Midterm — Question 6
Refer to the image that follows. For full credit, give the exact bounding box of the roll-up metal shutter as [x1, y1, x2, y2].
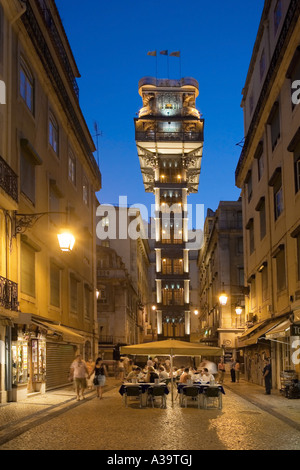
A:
[46, 342, 77, 390]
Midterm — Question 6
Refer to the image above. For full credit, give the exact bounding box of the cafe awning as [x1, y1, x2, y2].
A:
[237, 319, 284, 347]
[33, 320, 85, 344]
[265, 320, 291, 339]
[120, 338, 223, 357]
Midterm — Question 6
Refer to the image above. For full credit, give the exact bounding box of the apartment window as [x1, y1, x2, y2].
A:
[246, 218, 254, 255]
[256, 197, 266, 240]
[268, 102, 280, 151]
[173, 259, 183, 275]
[274, 245, 286, 292]
[291, 227, 300, 282]
[259, 263, 268, 302]
[84, 285, 91, 320]
[238, 267, 244, 286]
[260, 49, 266, 82]
[68, 151, 76, 185]
[50, 263, 61, 308]
[274, 0, 282, 35]
[269, 168, 283, 221]
[21, 242, 35, 297]
[245, 170, 252, 203]
[70, 275, 78, 313]
[20, 57, 34, 113]
[49, 182, 61, 226]
[254, 141, 264, 181]
[49, 112, 59, 155]
[83, 174, 89, 206]
[162, 259, 172, 275]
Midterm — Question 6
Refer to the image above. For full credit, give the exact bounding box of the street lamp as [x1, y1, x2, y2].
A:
[235, 305, 243, 315]
[219, 284, 228, 306]
[194, 309, 199, 315]
[13, 211, 76, 252]
[57, 230, 75, 252]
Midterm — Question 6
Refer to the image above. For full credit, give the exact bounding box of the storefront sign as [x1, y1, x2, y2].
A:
[291, 324, 300, 337]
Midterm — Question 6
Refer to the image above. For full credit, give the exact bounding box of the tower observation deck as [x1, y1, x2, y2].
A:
[134, 77, 204, 340]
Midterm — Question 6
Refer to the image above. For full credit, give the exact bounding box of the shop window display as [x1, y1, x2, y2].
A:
[12, 341, 28, 385]
[31, 339, 46, 382]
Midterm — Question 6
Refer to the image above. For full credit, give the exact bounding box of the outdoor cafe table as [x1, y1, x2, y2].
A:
[119, 382, 169, 407]
[177, 383, 225, 407]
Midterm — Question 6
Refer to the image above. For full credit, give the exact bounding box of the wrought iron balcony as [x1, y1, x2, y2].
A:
[0, 155, 18, 203]
[0, 276, 18, 312]
[36, 0, 79, 99]
[135, 131, 203, 142]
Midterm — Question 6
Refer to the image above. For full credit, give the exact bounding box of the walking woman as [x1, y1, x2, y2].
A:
[91, 358, 107, 399]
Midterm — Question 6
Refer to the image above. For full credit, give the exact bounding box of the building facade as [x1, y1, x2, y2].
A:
[235, 0, 300, 388]
[197, 202, 245, 362]
[135, 77, 204, 340]
[0, 0, 101, 402]
[96, 206, 152, 354]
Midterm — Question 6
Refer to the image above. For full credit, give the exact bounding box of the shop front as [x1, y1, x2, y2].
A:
[11, 324, 47, 400]
[265, 317, 300, 391]
[9, 320, 86, 400]
[237, 318, 285, 387]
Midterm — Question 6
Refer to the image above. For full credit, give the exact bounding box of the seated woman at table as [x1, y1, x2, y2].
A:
[199, 368, 215, 383]
[145, 366, 159, 383]
[179, 368, 192, 384]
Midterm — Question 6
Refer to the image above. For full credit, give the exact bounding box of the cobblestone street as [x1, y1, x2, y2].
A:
[0, 377, 300, 451]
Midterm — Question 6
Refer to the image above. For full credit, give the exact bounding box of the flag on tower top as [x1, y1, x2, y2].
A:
[147, 50, 157, 56]
[170, 51, 181, 57]
[160, 50, 168, 56]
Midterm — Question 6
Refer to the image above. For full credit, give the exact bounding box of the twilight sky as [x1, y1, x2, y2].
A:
[55, 0, 264, 226]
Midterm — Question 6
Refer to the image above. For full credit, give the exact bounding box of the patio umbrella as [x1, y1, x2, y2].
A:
[120, 339, 223, 405]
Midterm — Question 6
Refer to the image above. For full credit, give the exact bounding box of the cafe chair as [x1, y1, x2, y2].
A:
[124, 385, 143, 408]
[203, 387, 222, 410]
[148, 385, 167, 408]
[182, 386, 201, 409]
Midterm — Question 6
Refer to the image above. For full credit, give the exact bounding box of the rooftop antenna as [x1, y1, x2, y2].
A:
[93, 121, 102, 167]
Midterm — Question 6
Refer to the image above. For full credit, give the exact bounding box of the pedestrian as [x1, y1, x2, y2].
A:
[118, 358, 125, 380]
[230, 359, 236, 383]
[86, 357, 95, 389]
[235, 360, 240, 383]
[263, 358, 272, 395]
[91, 357, 107, 399]
[70, 354, 89, 401]
[218, 358, 226, 383]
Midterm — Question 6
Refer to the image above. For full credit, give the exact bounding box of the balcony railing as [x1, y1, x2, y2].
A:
[0, 155, 18, 203]
[0, 276, 18, 312]
[136, 131, 203, 142]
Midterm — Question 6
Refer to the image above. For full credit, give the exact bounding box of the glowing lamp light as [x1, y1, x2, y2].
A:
[57, 230, 75, 252]
[235, 305, 243, 315]
[219, 291, 228, 306]
[194, 309, 199, 316]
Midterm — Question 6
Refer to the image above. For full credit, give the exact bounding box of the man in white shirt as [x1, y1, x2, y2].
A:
[70, 355, 89, 401]
[158, 366, 169, 382]
[200, 368, 215, 383]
